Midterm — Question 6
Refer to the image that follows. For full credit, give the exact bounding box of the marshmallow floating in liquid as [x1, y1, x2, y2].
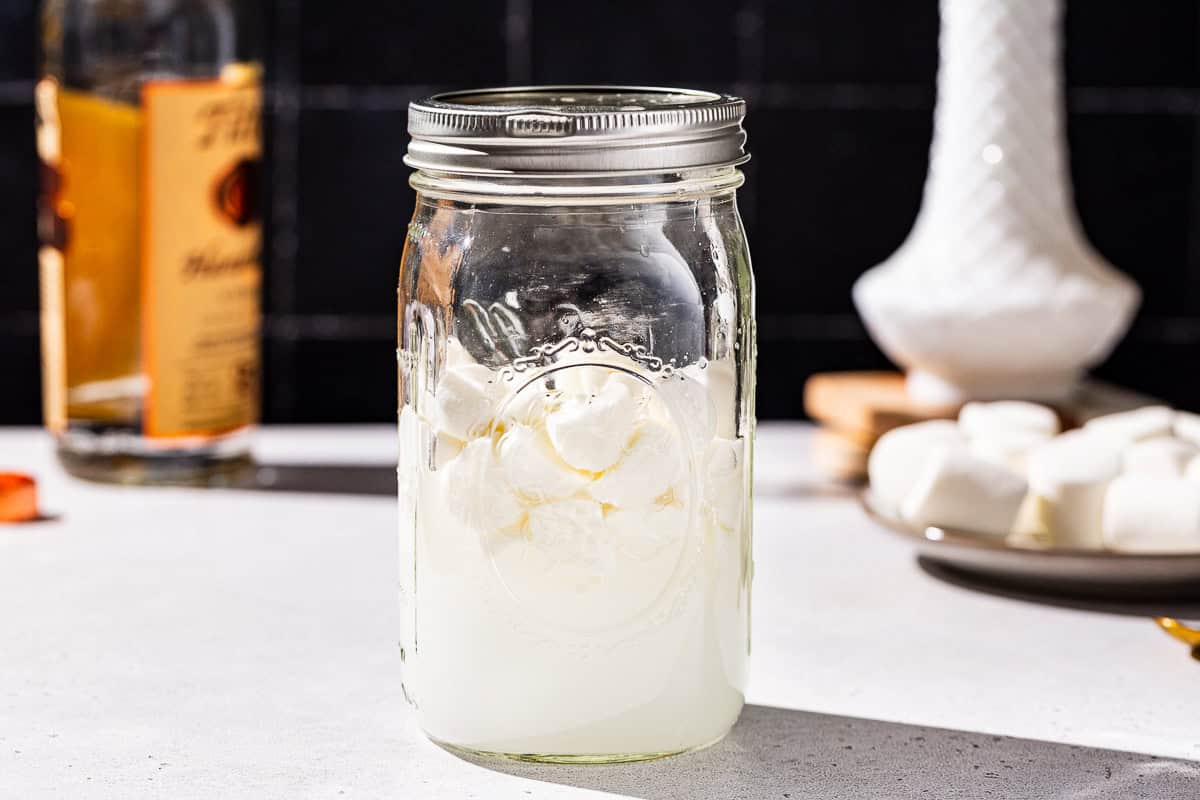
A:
[546, 380, 640, 472]
[607, 501, 689, 560]
[435, 364, 501, 440]
[441, 438, 525, 531]
[496, 423, 589, 503]
[704, 437, 745, 532]
[590, 420, 684, 509]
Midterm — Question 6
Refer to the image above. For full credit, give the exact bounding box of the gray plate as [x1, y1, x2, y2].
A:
[860, 490, 1200, 600]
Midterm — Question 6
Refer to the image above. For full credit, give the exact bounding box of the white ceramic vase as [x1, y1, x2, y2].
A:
[853, 0, 1141, 405]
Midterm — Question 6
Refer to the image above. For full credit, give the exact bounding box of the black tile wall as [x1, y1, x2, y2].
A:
[1068, 113, 1196, 315]
[762, 1, 939, 85]
[0, 104, 37, 314]
[1, 333, 40, 424]
[1, 0, 1199, 425]
[288, 338, 399, 423]
[0, 5, 34, 82]
[294, 106, 412, 316]
[300, 3, 508, 86]
[529, 0, 742, 86]
[750, 108, 930, 314]
[1064, 4, 1199, 88]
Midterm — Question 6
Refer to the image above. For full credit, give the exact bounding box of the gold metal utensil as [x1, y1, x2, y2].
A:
[1154, 618, 1200, 661]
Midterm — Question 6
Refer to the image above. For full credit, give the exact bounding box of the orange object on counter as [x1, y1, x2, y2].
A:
[0, 473, 38, 522]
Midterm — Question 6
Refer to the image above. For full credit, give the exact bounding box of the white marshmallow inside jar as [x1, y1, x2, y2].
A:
[406, 338, 751, 756]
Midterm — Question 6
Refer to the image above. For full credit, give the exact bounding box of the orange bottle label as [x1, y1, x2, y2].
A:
[141, 77, 262, 438]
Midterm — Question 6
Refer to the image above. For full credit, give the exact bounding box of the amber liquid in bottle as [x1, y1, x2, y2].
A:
[38, 1, 262, 484]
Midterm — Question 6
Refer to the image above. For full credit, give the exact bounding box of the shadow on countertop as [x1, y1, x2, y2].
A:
[452, 705, 1200, 800]
[230, 463, 396, 496]
[918, 558, 1200, 620]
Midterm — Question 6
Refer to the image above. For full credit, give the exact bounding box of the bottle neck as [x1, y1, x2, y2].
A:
[44, 0, 239, 100]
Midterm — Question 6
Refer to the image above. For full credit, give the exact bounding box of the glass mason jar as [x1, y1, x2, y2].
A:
[397, 88, 756, 762]
[37, 0, 262, 485]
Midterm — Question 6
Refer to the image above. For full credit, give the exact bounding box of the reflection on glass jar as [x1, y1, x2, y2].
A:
[397, 87, 755, 763]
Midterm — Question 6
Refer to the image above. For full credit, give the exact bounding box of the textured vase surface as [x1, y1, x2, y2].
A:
[853, 0, 1141, 405]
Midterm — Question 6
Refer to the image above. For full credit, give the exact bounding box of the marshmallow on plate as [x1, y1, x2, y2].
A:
[1009, 492, 1052, 543]
[1186, 456, 1200, 484]
[1082, 405, 1174, 447]
[899, 446, 1028, 537]
[590, 421, 683, 508]
[1103, 476, 1200, 553]
[1173, 410, 1200, 447]
[968, 428, 1053, 475]
[496, 424, 589, 503]
[867, 420, 966, 515]
[1026, 430, 1121, 548]
[546, 380, 639, 472]
[958, 401, 1060, 439]
[1121, 437, 1198, 477]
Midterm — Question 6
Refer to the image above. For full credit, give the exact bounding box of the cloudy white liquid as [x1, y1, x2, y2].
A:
[399, 339, 750, 757]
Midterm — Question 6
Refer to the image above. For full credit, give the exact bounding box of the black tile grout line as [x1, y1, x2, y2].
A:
[297, 84, 447, 111]
[230, 311, 1200, 345]
[266, 0, 302, 421]
[5, 308, 1200, 345]
[734, 0, 766, 93]
[0, 81, 33, 104]
[505, 0, 532, 86]
[269, 83, 1200, 115]
[1070, 87, 1200, 115]
[0, 81, 1192, 115]
[733, 0, 765, 231]
[0, 311, 37, 336]
[262, 313, 395, 340]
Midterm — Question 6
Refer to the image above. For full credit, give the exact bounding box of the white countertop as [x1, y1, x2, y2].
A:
[1, 423, 1197, 799]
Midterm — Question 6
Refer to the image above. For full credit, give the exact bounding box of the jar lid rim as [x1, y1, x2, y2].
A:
[407, 85, 748, 175]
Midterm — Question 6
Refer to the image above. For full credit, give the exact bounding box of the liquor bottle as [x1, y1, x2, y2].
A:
[37, 0, 262, 484]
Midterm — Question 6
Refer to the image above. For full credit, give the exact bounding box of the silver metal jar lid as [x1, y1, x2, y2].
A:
[406, 86, 748, 176]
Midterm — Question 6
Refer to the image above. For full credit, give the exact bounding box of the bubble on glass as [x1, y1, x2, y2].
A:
[555, 304, 583, 337]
